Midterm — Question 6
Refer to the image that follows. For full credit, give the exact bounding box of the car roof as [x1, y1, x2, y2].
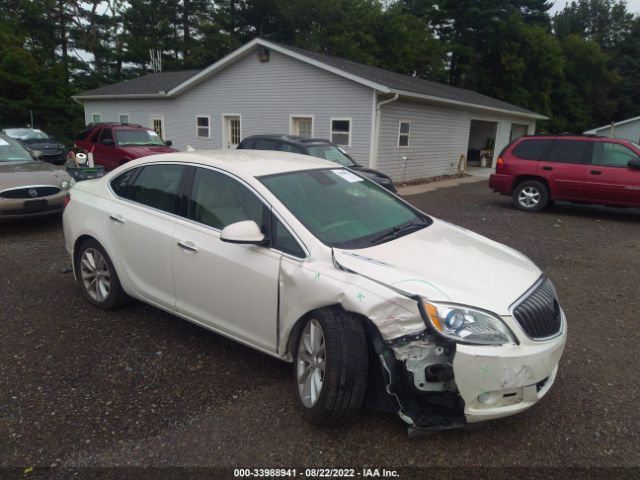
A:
[243, 134, 333, 147]
[126, 149, 338, 177]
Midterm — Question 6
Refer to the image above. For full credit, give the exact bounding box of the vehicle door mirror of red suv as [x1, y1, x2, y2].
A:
[165, 140, 173, 147]
[628, 158, 640, 170]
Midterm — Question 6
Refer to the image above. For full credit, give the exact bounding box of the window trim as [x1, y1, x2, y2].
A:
[196, 115, 211, 139]
[149, 114, 165, 139]
[398, 121, 411, 148]
[289, 114, 315, 137]
[91, 113, 102, 124]
[330, 117, 352, 147]
[119, 113, 129, 124]
[221, 113, 242, 148]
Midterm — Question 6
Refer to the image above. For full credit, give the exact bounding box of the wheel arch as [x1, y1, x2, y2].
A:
[513, 175, 550, 194]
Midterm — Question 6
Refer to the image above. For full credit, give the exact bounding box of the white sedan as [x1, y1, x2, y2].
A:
[62, 150, 566, 433]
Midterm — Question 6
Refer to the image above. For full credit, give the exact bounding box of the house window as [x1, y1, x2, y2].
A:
[92, 114, 102, 124]
[119, 114, 129, 124]
[196, 116, 210, 138]
[330, 119, 351, 146]
[291, 116, 313, 137]
[398, 121, 410, 147]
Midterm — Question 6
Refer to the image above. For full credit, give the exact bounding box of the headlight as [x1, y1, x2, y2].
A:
[61, 180, 70, 189]
[421, 300, 516, 345]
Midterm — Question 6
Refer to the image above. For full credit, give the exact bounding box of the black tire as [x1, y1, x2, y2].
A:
[293, 308, 369, 425]
[75, 239, 129, 309]
[513, 180, 549, 212]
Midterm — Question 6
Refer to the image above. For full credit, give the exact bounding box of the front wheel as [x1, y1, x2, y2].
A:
[513, 180, 549, 212]
[294, 308, 369, 425]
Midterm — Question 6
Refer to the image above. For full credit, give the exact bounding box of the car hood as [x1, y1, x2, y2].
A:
[121, 145, 177, 157]
[334, 219, 541, 315]
[0, 161, 70, 190]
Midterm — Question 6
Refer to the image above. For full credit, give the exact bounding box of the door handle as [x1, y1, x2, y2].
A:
[590, 170, 602, 175]
[177, 241, 198, 253]
[542, 166, 553, 171]
[109, 214, 125, 224]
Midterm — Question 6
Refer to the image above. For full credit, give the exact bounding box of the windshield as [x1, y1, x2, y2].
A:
[306, 145, 357, 167]
[260, 168, 430, 249]
[4, 128, 49, 140]
[0, 136, 34, 162]
[115, 129, 165, 146]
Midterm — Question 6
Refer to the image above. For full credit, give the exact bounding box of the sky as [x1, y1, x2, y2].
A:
[549, 0, 640, 14]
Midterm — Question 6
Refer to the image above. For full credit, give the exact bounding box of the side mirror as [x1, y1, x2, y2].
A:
[628, 158, 640, 170]
[101, 138, 114, 146]
[220, 220, 265, 245]
[165, 140, 173, 147]
[31, 149, 43, 160]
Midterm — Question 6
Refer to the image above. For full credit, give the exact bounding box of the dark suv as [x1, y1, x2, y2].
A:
[1, 128, 66, 165]
[489, 135, 640, 211]
[238, 135, 396, 192]
[75, 123, 177, 171]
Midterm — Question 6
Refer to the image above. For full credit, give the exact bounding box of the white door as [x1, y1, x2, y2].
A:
[149, 115, 165, 139]
[107, 164, 185, 310]
[223, 115, 241, 149]
[172, 167, 280, 352]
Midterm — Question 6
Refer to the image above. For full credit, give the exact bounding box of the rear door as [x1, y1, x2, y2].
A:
[586, 140, 640, 207]
[107, 163, 186, 310]
[537, 139, 590, 201]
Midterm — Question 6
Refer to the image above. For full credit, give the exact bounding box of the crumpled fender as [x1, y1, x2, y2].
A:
[277, 254, 426, 359]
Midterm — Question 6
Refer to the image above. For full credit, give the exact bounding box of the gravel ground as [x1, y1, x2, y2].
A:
[1, 181, 639, 477]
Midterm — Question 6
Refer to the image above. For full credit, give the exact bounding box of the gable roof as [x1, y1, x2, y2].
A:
[584, 115, 640, 133]
[74, 38, 546, 120]
[75, 70, 202, 98]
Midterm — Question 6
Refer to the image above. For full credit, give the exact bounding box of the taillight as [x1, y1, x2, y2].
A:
[64, 193, 71, 208]
[496, 156, 505, 173]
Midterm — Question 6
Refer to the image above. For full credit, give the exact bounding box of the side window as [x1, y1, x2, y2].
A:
[544, 140, 591, 164]
[592, 142, 639, 167]
[240, 139, 255, 149]
[89, 128, 102, 143]
[272, 215, 305, 258]
[99, 128, 114, 144]
[189, 168, 267, 230]
[110, 168, 140, 198]
[252, 139, 279, 150]
[277, 143, 301, 154]
[128, 164, 184, 213]
[511, 139, 551, 160]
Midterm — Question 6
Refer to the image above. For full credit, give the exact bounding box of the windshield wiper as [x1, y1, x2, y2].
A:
[369, 220, 428, 245]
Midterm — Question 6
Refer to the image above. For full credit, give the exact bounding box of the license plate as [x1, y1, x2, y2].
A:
[23, 199, 47, 212]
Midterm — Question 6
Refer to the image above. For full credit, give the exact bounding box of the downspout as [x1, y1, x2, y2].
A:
[371, 93, 399, 169]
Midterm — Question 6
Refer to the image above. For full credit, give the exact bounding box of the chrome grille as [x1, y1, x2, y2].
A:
[0, 186, 60, 199]
[512, 278, 562, 340]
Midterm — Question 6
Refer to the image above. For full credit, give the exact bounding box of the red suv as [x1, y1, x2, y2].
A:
[75, 123, 177, 171]
[489, 135, 640, 211]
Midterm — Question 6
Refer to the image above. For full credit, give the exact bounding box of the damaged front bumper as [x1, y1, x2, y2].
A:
[376, 312, 566, 432]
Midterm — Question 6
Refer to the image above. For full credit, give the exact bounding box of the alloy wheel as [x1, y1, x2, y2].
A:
[518, 186, 540, 208]
[296, 319, 326, 408]
[80, 248, 111, 303]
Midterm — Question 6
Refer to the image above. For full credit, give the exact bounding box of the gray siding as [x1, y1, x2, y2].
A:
[82, 50, 373, 164]
[590, 121, 640, 143]
[376, 99, 535, 181]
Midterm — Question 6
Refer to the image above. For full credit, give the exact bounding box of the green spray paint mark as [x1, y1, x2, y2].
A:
[356, 292, 365, 301]
[314, 272, 320, 281]
[480, 366, 490, 377]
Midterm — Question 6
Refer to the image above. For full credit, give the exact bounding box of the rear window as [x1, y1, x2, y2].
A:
[511, 139, 552, 160]
[545, 140, 591, 164]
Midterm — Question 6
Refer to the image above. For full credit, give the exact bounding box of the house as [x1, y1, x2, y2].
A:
[72, 38, 547, 182]
[584, 116, 640, 143]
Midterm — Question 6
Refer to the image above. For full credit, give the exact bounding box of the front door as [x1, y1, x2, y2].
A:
[172, 166, 279, 352]
[223, 115, 241, 149]
[586, 140, 640, 207]
[92, 127, 120, 170]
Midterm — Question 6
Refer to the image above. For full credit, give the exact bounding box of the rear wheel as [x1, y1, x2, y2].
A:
[294, 308, 369, 425]
[513, 180, 549, 212]
[76, 239, 129, 309]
